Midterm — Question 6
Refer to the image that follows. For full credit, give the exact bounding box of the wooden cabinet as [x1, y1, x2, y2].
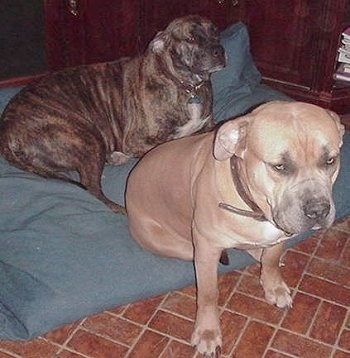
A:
[2, 0, 350, 114]
[139, 0, 240, 49]
[242, 0, 321, 88]
[44, 0, 240, 68]
[44, 0, 141, 69]
[0, 2, 46, 84]
[240, 0, 350, 114]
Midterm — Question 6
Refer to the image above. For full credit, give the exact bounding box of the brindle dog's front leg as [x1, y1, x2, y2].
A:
[260, 242, 293, 308]
[191, 227, 223, 357]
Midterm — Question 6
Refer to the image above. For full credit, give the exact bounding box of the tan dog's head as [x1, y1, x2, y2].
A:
[214, 101, 345, 235]
[149, 15, 226, 83]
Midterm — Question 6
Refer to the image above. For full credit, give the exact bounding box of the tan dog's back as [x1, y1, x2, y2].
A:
[126, 132, 213, 259]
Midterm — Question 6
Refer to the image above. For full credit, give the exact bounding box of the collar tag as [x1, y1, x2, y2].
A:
[188, 95, 202, 104]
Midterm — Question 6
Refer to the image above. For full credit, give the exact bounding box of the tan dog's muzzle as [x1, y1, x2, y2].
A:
[271, 178, 336, 234]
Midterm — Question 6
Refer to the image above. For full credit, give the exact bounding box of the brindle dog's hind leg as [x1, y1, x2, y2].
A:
[72, 135, 126, 214]
[23, 147, 125, 214]
[56, 126, 126, 214]
[37, 155, 126, 214]
[78, 159, 126, 215]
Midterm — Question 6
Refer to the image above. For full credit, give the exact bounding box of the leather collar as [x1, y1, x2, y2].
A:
[218, 156, 267, 221]
[156, 54, 205, 99]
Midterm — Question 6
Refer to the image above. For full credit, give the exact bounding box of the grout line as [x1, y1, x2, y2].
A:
[0, 348, 23, 358]
[155, 307, 195, 323]
[330, 307, 350, 357]
[263, 239, 319, 357]
[151, 335, 172, 358]
[221, 270, 255, 356]
[50, 318, 88, 356]
[265, 348, 297, 358]
[332, 218, 350, 235]
[124, 292, 171, 357]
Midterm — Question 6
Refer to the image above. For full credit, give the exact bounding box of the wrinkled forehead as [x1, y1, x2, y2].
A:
[248, 105, 342, 163]
[170, 19, 219, 41]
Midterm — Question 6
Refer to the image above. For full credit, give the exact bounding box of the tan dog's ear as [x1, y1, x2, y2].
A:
[327, 110, 345, 147]
[149, 31, 168, 53]
[213, 118, 248, 161]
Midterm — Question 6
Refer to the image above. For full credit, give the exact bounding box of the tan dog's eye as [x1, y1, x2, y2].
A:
[325, 157, 337, 166]
[268, 156, 295, 175]
[273, 164, 286, 172]
[322, 156, 338, 171]
[269, 162, 294, 176]
[268, 163, 289, 175]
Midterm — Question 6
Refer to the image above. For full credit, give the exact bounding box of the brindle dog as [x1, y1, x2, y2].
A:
[0, 15, 225, 213]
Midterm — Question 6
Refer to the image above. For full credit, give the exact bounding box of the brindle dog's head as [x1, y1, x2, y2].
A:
[149, 15, 226, 84]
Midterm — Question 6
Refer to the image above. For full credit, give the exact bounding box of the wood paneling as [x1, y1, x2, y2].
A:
[3, 0, 350, 113]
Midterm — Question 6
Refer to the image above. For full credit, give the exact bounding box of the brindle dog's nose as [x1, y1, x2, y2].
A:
[303, 200, 330, 220]
[212, 45, 225, 57]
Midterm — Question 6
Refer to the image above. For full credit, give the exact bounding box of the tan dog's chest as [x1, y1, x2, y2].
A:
[201, 213, 288, 250]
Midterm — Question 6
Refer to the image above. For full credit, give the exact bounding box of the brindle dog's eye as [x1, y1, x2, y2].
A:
[187, 36, 195, 43]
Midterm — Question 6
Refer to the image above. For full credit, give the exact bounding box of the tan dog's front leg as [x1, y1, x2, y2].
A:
[260, 243, 292, 308]
[191, 230, 222, 357]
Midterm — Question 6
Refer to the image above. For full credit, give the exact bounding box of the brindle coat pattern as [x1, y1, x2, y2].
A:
[0, 15, 225, 213]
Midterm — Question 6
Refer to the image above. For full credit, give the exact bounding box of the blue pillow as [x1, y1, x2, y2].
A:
[211, 22, 292, 122]
[211, 22, 261, 95]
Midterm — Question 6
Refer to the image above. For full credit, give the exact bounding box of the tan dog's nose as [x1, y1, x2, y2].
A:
[303, 200, 330, 220]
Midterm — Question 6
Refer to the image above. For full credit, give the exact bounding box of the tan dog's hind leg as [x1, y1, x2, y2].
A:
[191, 229, 223, 357]
[127, 217, 194, 260]
[246, 248, 263, 262]
[260, 243, 292, 308]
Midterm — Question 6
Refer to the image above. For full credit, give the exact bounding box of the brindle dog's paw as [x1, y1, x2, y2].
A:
[191, 328, 222, 357]
[262, 280, 293, 308]
[107, 151, 131, 165]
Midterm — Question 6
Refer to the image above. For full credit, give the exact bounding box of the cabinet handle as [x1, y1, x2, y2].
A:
[217, 0, 239, 5]
[68, 0, 79, 16]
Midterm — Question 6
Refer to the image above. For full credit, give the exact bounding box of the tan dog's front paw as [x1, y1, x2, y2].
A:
[191, 327, 222, 357]
[262, 279, 292, 308]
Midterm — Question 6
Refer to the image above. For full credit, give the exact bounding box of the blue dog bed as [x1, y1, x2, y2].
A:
[0, 22, 349, 340]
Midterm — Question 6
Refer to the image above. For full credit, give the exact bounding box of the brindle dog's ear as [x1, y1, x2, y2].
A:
[213, 117, 249, 161]
[327, 110, 345, 147]
[149, 31, 168, 53]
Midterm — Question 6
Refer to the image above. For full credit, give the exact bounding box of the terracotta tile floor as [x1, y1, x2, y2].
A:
[0, 217, 349, 358]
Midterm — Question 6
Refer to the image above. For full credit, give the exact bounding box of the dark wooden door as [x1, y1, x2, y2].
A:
[44, 0, 242, 69]
[45, 0, 140, 70]
[8, 0, 350, 113]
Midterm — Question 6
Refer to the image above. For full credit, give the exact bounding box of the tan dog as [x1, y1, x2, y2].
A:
[0, 15, 225, 214]
[126, 101, 344, 356]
